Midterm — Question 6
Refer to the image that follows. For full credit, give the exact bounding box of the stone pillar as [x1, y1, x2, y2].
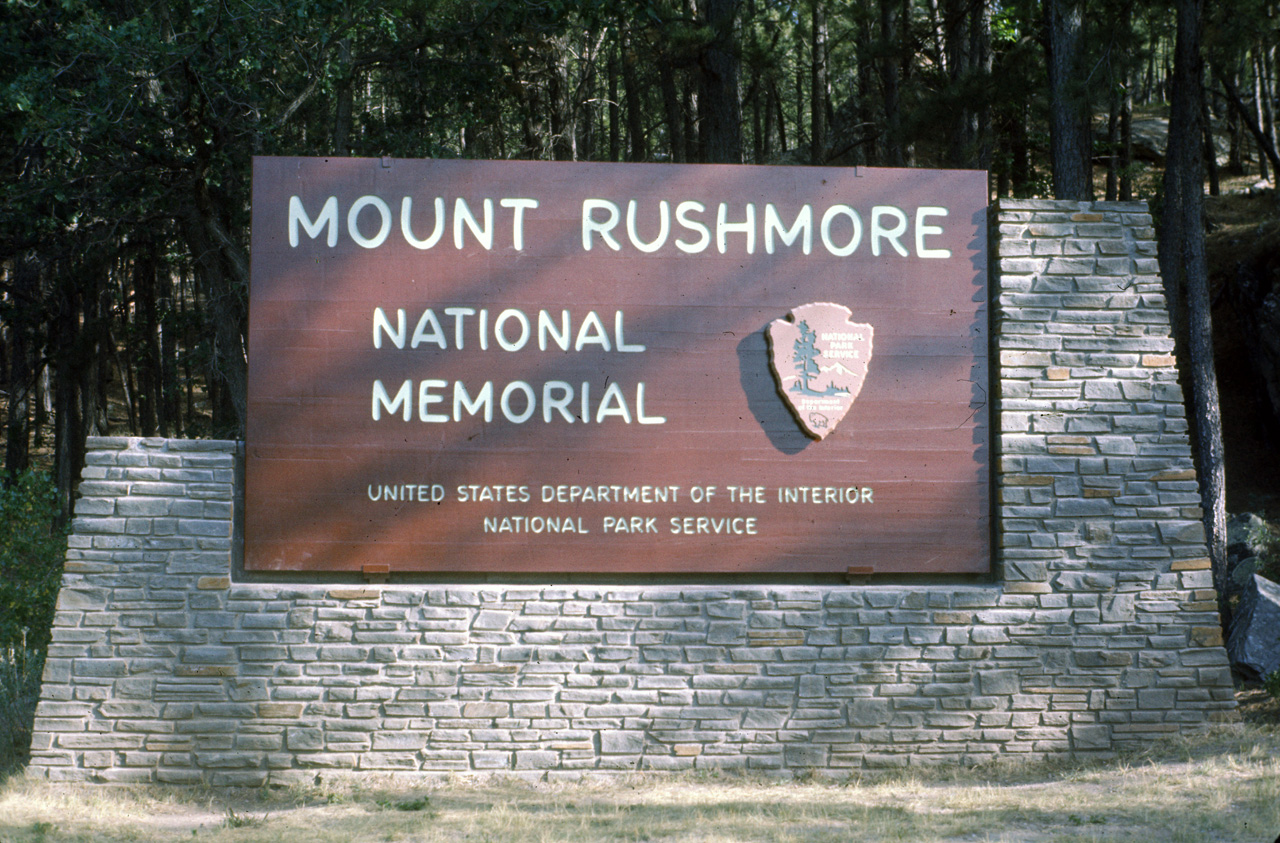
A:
[993, 199, 1233, 744]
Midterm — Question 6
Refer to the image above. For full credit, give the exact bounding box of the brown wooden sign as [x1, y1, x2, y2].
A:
[245, 157, 989, 575]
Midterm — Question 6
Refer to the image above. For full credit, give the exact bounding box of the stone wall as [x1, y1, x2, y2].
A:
[28, 199, 1237, 785]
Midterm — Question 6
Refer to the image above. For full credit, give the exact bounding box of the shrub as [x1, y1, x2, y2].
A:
[1236, 515, 1280, 583]
[0, 471, 67, 654]
[0, 644, 45, 770]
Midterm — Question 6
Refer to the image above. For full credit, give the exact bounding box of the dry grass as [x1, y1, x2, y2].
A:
[0, 725, 1277, 842]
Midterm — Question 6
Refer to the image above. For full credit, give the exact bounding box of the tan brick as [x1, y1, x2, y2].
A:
[1190, 626, 1223, 648]
[1113, 723, 1179, 733]
[1071, 213, 1105, 222]
[1004, 582, 1051, 594]
[174, 666, 236, 678]
[1170, 557, 1211, 571]
[196, 576, 230, 590]
[1045, 367, 1071, 380]
[673, 744, 702, 756]
[258, 703, 304, 718]
[1003, 475, 1055, 486]
[1153, 469, 1197, 481]
[1142, 354, 1177, 367]
[327, 588, 380, 600]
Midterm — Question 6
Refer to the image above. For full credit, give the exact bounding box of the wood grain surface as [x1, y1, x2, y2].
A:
[245, 158, 989, 574]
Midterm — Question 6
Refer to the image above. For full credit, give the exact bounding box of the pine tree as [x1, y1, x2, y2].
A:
[793, 321, 821, 393]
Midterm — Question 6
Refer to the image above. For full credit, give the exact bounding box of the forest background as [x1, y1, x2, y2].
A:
[4, 0, 1280, 759]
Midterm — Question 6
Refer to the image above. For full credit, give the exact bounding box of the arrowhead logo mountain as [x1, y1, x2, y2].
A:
[766, 303, 874, 440]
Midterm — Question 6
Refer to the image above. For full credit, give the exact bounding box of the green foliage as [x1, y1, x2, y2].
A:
[0, 646, 45, 771]
[223, 807, 267, 828]
[1244, 518, 1280, 582]
[376, 793, 437, 815]
[1265, 669, 1280, 699]
[0, 472, 68, 655]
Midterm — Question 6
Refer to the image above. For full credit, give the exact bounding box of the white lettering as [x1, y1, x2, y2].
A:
[675, 201, 710, 253]
[400, 197, 445, 249]
[627, 199, 670, 252]
[575, 311, 611, 352]
[372, 379, 412, 421]
[820, 205, 862, 256]
[500, 381, 536, 423]
[373, 307, 406, 349]
[289, 195, 338, 247]
[453, 381, 493, 422]
[916, 206, 951, 258]
[582, 199, 621, 251]
[418, 379, 448, 422]
[411, 309, 446, 349]
[717, 203, 755, 254]
[595, 381, 631, 423]
[499, 198, 538, 250]
[494, 309, 531, 351]
[444, 307, 476, 349]
[453, 198, 493, 250]
[543, 381, 575, 422]
[765, 203, 813, 254]
[347, 195, 392, 249]
[871, 205, 910, 257]
[615, 311, 645, 353]
[539, 309, 571, 351]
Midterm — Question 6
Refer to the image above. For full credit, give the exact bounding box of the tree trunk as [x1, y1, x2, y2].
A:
[1203, 94, 1220, 196]
[683, 81, 699, 163]
[136, 242, 160, 436]
[879, 0, 904, 166]
[972, 0, 992, 169]
[1044, 0, 1091, 199]
[857, 9, 876, 164]
[179, 191, 249, 435]
[659, 59, 686, 163]
[1216, 68, 1280, 178]
[1120, 73, 1134, 200]
[1012, 101, 1031, 196]
[3, 257, 37, 480]
[607, 41, 621, 162]
[159, 266, 180, 436]
[333, 38, 354, 155]
[51, 274, 84, 525]
[1257, 49, 1274, 181]
[621, 29, 646, 161]
[770, 80, 787, 151]
[810, 0, 828, 164]
[1160, 0, 1228, 623]
[1106, 83, 1120, 201]
[945, 0, 971, 167]
[697, 0, 743, 163]
[548, 36, 575, 161]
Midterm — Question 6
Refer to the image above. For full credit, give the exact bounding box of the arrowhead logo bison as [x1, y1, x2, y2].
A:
[766, 303, 873, 440]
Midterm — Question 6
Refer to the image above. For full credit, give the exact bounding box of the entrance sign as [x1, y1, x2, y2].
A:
[245, 158, 989, 575]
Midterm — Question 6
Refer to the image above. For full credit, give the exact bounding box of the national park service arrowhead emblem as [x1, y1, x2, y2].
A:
[766, 303, 873, 440]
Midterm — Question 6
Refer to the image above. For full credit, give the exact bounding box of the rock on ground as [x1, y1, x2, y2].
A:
[1227, 573, 1280, 679]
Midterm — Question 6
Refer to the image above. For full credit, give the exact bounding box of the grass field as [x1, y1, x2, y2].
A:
[1, 723, 1277, 843]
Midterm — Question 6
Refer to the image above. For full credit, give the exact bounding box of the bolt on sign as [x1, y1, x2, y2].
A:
[246, 158, 989, 575]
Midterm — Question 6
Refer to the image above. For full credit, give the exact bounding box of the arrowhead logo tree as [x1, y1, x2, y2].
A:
[766, 303, 874, 440]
